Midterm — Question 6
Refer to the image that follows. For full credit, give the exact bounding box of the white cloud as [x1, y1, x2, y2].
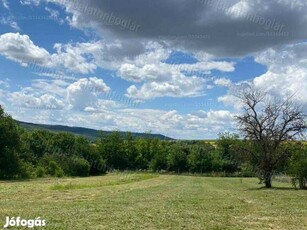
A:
[0, 33, 50, 66]
[51, 42, 99, 74]
[254, 43, 307, 104]
[45, 6, 65, 24]
[214, 78, 233, 87]
[9, 92, 65, 110]
[218, 43, 307, 111]
[67, 77, 110, 110]
[80, 108, 235, 139]
[1, 77, 235, 139]
[126, 76, 205, 100]
[0, 33, 103, 74]
[0, 32, 236, 100]
[20, 0, 40, 6]
[120, 44, 235, 99]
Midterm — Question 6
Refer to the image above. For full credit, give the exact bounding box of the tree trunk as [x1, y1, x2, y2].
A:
[299, 178, 306, 190]
[264, 175, 272, 188]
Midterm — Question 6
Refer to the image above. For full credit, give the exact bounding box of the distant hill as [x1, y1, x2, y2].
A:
[17, 121, 173, 141]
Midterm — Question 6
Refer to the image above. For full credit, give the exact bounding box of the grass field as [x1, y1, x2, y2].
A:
[0, 173, 306, 230]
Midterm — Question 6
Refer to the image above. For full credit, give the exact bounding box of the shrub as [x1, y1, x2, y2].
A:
[47, 161, 65, 178]
[69, 157, 90, 177]
[287, 143, 307, 189]
[36, 166, 46, 178]
[18, 161, 36, 179]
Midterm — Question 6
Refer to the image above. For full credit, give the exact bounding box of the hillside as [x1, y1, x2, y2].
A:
[17, 121, 173, 140]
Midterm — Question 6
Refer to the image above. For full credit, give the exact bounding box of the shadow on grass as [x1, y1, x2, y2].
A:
[247, 186, 297, 191]
[0, 178, 33, 183]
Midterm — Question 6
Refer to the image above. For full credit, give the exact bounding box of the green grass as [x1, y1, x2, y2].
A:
[0, 173, 306, 229]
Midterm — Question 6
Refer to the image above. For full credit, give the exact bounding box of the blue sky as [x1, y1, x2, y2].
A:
[0, 0, 306, 139]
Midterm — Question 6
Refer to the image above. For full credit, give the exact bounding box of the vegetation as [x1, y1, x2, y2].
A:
[287, 143, 307, 189]
[0, 105, 306, 189]
[0, 106, 22, 179]
[0, 173, 306, 229]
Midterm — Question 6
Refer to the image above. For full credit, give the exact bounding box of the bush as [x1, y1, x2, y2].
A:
[47, 161, 65, 178]
[69, 157, 90, 177]
[18, 161, 36, 179]
[36, 166, 46, 178]
[287, 143, 307, 189]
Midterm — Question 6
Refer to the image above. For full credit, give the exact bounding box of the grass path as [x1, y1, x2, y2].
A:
[0, 173, 306, 229]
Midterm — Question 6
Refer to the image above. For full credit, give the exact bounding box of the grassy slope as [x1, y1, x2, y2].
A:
[0, 174, 306, 230]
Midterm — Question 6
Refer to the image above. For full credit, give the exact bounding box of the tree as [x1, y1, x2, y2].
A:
[167, 143, 189, 173]
[98, 131, 127, 170]
[49, 133, 77, 156]
[188, 143, 215, 173]
[216, 133, 241, 173]
[235, 88, 306, 188]
[21, 130, 52, 160]
[0, 105, 22, 179]
[124, 132, 138, 169]
[149, 140, 169, 171]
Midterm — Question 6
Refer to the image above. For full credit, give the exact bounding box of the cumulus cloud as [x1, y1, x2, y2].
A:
[66, 77, 110, 110]
[218, 41, 307, 110]
[120, 43, 235, 99]
[51, 42, 98, 74]
[126, 76, 205, 100]
[0, 33, 101, 74]
[9, 92, 65, 110]
[254, 42, 307, 104]
[0, 33, 49, 66]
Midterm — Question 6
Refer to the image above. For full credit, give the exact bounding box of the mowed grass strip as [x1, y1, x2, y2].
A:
[0, 173, 306, 230]
[50, 173, 158, 190]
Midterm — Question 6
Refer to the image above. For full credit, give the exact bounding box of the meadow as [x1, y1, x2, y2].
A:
[0, 173, 306, 230]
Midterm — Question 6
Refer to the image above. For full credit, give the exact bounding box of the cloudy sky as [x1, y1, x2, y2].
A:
[0, 0, 306, 139]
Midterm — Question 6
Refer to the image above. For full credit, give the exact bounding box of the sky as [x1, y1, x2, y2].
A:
[0, 0, 306, 139]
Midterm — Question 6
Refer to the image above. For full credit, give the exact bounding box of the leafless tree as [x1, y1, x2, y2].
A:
[235, 87, 306, 188]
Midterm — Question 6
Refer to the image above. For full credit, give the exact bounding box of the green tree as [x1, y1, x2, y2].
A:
[149, 140, 169, 171]
[20, 130, 53, 163]
[98, 131, 127, 170]
[188, 143, 215, 173]
[217, 133, 241, 173]
[167, 143, 189, 173]
[49, 133, 77, 156]
[135, 137, 152, 169]
[0, 105, 21, 179]
[124, 132, 138, 169]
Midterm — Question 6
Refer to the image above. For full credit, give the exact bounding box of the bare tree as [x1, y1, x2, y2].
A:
[235, 87, 306, 188]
